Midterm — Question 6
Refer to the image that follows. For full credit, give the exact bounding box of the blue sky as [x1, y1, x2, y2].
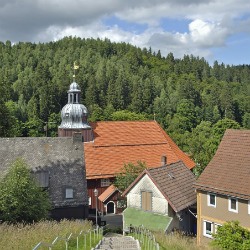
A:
[0, 0, 249, 65]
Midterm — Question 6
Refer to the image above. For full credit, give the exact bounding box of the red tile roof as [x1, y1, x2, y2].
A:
[98, 184, 118, 203]
[84, 121, 195, 179]
[195, 129, 250, 200]
[123, 161, 196, 212]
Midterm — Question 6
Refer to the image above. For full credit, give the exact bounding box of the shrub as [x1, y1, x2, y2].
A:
[212, 221, 250, 249]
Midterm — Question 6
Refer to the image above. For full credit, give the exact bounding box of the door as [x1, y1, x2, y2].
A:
[141, 191, 152, 211]
[107, 202, 115, 214]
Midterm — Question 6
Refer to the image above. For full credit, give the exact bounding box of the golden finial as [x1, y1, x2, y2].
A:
[73, 61, 79, 80]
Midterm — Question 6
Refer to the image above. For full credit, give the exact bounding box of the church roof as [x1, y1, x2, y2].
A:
[84, 121, 195, 179]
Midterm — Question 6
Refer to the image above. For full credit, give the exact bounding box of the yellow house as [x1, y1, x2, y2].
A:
[195, 129, 250, 245]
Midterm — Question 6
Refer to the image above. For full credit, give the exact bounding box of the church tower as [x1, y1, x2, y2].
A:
[58, 80, 93, 142]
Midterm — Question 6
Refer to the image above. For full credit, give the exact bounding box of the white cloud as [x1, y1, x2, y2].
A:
[189, 19, 229, 47]
[0, 0, 249, 64]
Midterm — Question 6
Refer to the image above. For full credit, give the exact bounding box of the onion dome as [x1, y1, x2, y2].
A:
[59, 81, 91, 129]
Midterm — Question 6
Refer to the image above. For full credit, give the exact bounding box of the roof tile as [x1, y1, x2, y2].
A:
[195, 129, 250, 199]
[123, 161, 196, 212]
[85, 121, 195, 179]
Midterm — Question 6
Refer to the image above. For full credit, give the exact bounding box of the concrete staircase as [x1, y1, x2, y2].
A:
[94, 235, 140, 250]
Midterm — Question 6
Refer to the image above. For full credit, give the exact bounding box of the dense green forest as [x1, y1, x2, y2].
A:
[0, 37, 249, 173]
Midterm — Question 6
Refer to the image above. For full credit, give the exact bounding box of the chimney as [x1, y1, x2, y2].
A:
[161, 155, 167, 166]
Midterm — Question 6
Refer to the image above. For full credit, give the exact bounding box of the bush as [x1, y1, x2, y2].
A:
[212, 221, 250, 249]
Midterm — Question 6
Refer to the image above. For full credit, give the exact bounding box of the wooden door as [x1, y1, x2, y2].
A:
[141, 191, 152, 211]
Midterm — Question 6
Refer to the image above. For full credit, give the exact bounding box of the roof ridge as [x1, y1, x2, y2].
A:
[148, 160, 183, 171]
[91, 120, 155, 124]
[91, 142, 168, 148]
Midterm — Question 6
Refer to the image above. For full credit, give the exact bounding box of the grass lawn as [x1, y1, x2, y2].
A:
[123, 207, 171, 231]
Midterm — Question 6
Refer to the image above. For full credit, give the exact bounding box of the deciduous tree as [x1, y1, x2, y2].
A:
[0, 159, 51, 223]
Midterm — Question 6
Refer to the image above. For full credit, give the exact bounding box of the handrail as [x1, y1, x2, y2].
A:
[32, 227, 103, 250]
[126, 225, 160, 250]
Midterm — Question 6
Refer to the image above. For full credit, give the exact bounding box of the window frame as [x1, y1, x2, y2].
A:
[203, 220, 213, 238]
[207, 193, 216, 207]
[228, 197, 238, 213]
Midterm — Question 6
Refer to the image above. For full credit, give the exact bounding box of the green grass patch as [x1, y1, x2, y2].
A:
[123, 207, 171, 231]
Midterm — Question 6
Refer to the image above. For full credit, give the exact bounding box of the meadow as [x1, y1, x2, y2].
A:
[0, 219, 96, 250]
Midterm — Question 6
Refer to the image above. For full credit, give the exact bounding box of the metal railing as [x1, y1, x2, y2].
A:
[32, 227, 103, 250]
[126, 225, 160, 250]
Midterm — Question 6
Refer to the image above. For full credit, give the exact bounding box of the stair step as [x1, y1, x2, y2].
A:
[94, 236, 140, 250]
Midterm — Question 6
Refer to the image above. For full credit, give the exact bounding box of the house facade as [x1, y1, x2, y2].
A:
[0, 133, 89, 220]
[58, 80, 196, 215]
[195, 129, 250, 245]
[123, 161, 197, 233]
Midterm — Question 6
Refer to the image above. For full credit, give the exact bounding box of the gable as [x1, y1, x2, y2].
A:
[129, 174, 165, 199]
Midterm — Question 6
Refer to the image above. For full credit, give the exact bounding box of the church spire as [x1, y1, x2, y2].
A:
[58, 64, 93, 141]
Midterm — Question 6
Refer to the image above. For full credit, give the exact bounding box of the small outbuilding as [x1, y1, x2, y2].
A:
[123, 161, 197, 233]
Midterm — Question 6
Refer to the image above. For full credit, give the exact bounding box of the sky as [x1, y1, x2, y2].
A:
[0, 0, 250, 65]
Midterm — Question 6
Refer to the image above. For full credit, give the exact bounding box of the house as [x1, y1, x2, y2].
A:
[58, 80, 196, 215]
[195, 129, 250, 245]
[0, 133, 89, 220]
[122, 161, 197, 233]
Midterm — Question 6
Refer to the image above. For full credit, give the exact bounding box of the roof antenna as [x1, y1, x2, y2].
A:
[73, 61, 79, 81]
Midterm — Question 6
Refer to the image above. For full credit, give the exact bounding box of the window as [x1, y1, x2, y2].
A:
[101, 178, 111, 187]
[89, 197, 91, 205]
[228, 197, 238, 213]
[214, 223, 222, 234]
[203, 220, 213, 238]
[65, 188, 74, 199]
[207, 193, 216, 207]
[33, 171, 49, 188]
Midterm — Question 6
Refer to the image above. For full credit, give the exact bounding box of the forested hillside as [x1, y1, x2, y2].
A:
[0, 37, 249, 173]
